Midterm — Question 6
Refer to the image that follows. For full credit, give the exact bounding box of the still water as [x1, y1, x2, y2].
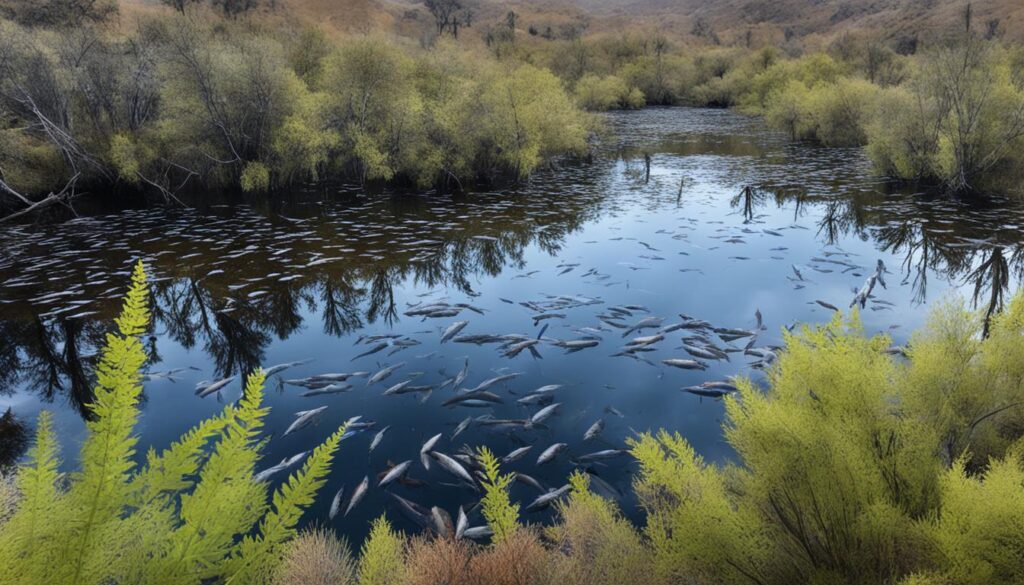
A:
[2, 107, 1023, 540]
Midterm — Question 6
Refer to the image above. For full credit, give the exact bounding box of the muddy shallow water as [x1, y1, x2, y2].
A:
[2, 107, 1022, 541]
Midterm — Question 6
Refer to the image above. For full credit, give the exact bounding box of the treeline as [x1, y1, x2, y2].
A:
[519, 23, 1024, 195]
[3, 266, 1023, 585]
[0, 11, 592, 208]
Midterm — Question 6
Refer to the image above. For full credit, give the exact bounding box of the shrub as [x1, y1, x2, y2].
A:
[274, 528, 356, 585]
[0, 262, 351, 585]
[629, 297, 1024, 585]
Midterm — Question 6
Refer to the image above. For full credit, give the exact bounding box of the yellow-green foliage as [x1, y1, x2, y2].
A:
[0, 262, 350, 585]
[630, 297, 1024, 585]
[865, 37, 1024, 192]
[240, 162, 271, 193]
[574, 74, 644, 111]
[476, 447, 519, 543]
[545, 471, 649, 585]
[358, 516, 406, 585]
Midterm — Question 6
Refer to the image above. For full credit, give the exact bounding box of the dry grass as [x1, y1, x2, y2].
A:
[402, 535, 475, 585]
[274, 527, 356, 585]
[469, 528, 552, 585]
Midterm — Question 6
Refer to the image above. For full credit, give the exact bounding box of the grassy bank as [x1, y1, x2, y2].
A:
[2, 263, 1023, 584]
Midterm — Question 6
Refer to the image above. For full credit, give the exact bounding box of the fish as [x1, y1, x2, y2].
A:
[584, 419, 605, 441]
[369, 426, 390, 453]
[430, 451, 476, 485]
[195, 376, 235, 398]
[530, 403, 561, 426]
[502, 446, 532, 463]
[451, 416, 472, 439]
[390, 493, 431, 528]
[525, 484, 571, 511]
[431, 506, 454, 537]
[329, 485, 345, 520]
[442, 390, 503, 407]
[453, 358, 470, 388]
[421, 433, 443, 470]
[300, 383, 352, 397]
[575, 449, 629, 463]
[254, 450, 309, 482]
[815, 300, 840, 312]
[344, 476, 369, 516]
[622, 316, 664, 337]
[461, 526, 494, 540]
[378, 460, 412, 487]
[367, 362, 405, 386]
[441, 321, 469, 343]
[353, 341, 389, 360]
[662, 358, 707, 370]
[537, 442, 568, 465]
[455, 506, 469, 539]
[263, 359, 313, 377]
[283, 406, 327, 436]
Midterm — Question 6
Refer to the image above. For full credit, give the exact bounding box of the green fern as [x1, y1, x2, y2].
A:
[227, 421, 351, 584]
[357, 515, 406, 585]
[0, 261, 350, 585]
[476, 446, 520, 543]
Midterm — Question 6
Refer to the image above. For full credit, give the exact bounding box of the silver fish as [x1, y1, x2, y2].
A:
[455, 506, 469, 539]
[379, 460, 412, 487]
[441, 321, 469, 343]
[662, 358, 707, 370]
[329, 485, 345, 520]
[344, 476, 369, 516]
[537, 442, 568, 465]
[195, 376, 235, 398]
[367, 362, 405, 386]
[283, 405, 327, 436]
[502, 446, 532, 463]
[584, 419, 605, 441]
[369, 426, 390, 453]
[525, 484, 570, 511]
[430, 451, 476, 485]
[421, 433, 443, 470]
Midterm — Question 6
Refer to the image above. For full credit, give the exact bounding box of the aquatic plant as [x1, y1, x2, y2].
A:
[0, 261, 350, 585]
[475, 446, 520, 543]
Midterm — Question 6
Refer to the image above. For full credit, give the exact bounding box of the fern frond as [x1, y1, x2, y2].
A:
[147, 369, 270, 584]
[476, 446, 519, 543]
[59, 259, 150, 584]
[357, 516, 406, 585]
[0, 411, 63, 584]
[128, 410, 232, 509]
[226, 421, 350, 584]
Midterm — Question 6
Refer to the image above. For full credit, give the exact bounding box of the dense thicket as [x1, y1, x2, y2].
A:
[0, 13, 592, 206]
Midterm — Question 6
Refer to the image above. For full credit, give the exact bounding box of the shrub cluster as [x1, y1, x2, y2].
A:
[0, 15, 593, 201]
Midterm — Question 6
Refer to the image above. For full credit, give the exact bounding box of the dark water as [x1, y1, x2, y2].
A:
[2, 107, 1023, 541]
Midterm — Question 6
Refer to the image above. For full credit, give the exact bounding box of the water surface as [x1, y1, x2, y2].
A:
[3, 107, 1023, 540]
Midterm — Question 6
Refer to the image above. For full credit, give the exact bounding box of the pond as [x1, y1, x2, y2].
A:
[2, 107, 1023, 541]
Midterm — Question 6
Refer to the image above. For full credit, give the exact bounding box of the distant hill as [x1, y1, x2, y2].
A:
[121, 0, 1024, 45]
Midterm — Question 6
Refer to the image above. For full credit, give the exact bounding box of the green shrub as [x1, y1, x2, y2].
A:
[629, 297, 1024, 585]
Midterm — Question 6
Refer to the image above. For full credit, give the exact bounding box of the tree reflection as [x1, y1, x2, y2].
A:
[0, 188, 607, 419]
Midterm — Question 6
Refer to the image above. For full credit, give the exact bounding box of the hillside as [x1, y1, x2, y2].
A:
[121, 0, 1024, 45]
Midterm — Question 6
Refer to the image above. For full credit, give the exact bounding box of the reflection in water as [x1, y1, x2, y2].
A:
[0, 408, 29, 469]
